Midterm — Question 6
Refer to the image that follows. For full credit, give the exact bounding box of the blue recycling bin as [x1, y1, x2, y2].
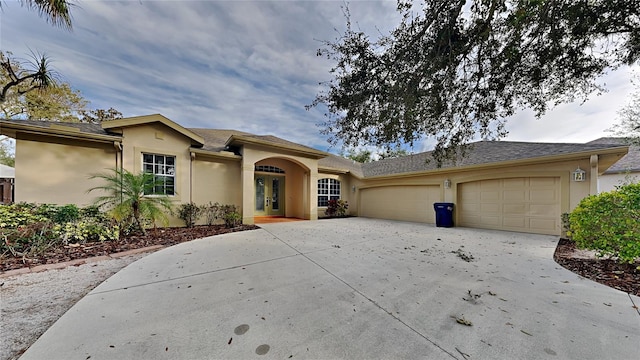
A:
[433, 202, 454, 227]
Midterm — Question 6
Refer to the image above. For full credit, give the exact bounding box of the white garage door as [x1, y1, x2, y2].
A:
[458, 177, 561, 235]
[360, 185, 441, 223]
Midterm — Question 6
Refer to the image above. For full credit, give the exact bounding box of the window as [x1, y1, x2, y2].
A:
[318, 178, 340, 207]
[255, 165, 285, 174]
[142, 153, 175, 195]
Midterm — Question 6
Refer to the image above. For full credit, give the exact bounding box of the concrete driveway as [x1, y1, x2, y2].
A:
[21, 218, 639, 359]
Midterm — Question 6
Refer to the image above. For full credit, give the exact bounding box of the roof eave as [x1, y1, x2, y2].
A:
[191, 148, 242, 161]
[0, 120, 122, 144]
[318, 166, 350, 175]
[226, 135, 328, 159]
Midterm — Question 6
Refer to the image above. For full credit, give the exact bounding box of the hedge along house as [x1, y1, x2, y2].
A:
[0, 114, 629, 236]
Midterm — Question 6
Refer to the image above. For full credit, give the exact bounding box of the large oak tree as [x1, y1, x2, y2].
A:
[311, 0, 640, 164]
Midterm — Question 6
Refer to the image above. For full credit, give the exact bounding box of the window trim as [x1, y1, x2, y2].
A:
[142, 152, 176, 196]
[317, 178, 341, 207]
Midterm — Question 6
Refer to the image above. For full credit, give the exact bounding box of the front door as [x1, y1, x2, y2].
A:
[255, 175, 285, 216]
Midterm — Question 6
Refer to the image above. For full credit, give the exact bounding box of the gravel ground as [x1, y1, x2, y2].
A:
[0, 254, 147, 360]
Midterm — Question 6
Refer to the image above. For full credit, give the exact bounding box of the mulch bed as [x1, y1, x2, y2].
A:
[1, 225, 259, 273]
[2, 229, 639, 297]
[554, 238, 640, 297]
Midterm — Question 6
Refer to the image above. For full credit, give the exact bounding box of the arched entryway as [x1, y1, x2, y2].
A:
[243, 156, 315, 224]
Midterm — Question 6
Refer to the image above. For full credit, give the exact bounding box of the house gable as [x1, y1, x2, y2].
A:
[102, 114, 205, 146]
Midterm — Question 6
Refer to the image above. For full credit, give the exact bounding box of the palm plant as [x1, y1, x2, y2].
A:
[15, 0, 73, 29]
[88, 168, 173, 235]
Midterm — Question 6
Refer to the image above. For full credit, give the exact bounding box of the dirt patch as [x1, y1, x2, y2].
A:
[553, 238, 640, 296]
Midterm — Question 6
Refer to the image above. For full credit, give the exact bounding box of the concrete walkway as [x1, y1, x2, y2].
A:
[20, 218, 639, 359]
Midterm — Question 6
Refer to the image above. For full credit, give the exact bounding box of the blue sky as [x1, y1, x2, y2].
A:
[1, 0, 637, 154]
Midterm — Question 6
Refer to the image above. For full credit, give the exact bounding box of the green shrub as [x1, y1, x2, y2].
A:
[0, 204, 48, 228]
[52, 204, 81, 224]
[177, 202, 204, 228]
[0, 203, 118, 257]
[223, 211, 242, 228]
[203, 202, 221, 225]
[53, 219, 119, 244]
[568, 183, 640, 263]
[325, 199, 349, 217]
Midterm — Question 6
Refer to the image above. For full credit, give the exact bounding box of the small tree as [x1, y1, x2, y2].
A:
[88, 168, 173, 235]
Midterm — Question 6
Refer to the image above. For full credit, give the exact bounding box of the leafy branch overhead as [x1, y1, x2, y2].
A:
[310, 0, 640, 164]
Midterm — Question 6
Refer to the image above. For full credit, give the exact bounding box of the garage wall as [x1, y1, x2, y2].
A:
[458, 177, 561, 235]
[360, 185, 441, 223]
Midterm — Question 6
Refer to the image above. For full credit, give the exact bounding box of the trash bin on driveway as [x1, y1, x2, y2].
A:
[433, 202, 454, 227]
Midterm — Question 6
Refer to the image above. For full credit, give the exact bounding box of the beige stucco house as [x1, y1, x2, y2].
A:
[0, 114, 629, 236]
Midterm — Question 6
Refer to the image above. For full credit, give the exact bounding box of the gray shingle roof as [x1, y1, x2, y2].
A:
[588, 137, 640, 173]
[318, 154, 364, 178]
[361, 140, 626, 177]
[0, 119, 113, 136]
[188, 129, 251, 152]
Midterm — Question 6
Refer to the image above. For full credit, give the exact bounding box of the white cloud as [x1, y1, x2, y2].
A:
[1, 0, 637, 155]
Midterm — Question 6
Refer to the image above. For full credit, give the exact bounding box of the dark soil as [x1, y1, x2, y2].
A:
[1, 225, 259, 273]
[554, 238, 640, 296]
[2, 228, 638, 297]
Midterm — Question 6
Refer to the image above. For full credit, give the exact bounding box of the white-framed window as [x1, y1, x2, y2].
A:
[142, 153, 175, 195]
[318, 178, 340, 207]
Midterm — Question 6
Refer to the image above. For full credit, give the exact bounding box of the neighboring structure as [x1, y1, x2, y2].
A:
[0, 115, 628, 236]
[0, 163, 14, 204]
[588, 137, 640, 192]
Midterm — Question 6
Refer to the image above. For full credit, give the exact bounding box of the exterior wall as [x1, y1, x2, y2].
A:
[120, 124, 194, 226]
[598, 173, 639, 193]
[15, 135, 115, 206]
[192, 156, 242, 223]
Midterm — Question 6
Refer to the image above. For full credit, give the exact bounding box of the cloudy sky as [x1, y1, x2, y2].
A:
[1, 0, 637, 154]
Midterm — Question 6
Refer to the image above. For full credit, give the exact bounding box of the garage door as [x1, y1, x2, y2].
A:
[458, 177, 561, 235]
[360, 185, 441, 223]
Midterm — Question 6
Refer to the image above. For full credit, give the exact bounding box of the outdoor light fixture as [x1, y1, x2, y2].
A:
[572, 167, 586, 182]
[444, 179, 451, 189]
[352, 185, 356, 193]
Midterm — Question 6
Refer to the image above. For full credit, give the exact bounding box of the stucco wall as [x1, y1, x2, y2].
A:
[598, 173, 639, 193]
[192, 157, 242, 222]
[15, 135, 115, 206]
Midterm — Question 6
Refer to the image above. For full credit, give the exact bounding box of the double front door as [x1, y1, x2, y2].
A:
[255, 175, 284, 216]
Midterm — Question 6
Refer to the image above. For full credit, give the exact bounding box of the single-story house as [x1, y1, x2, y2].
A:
[0, 114, 628, 236]
[587, 137, 639, 192]
[0, 163, 14, 204]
